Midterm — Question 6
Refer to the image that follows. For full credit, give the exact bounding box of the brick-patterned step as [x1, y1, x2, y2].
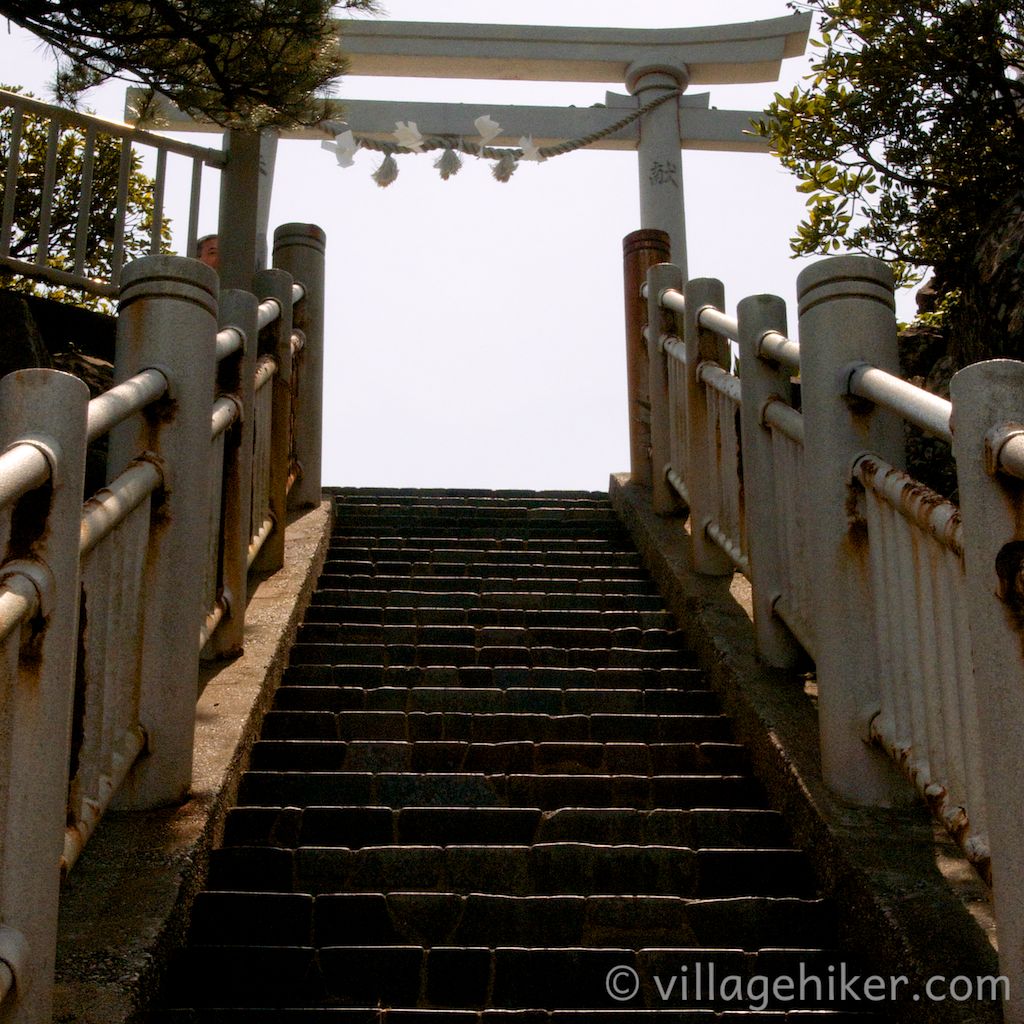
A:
[151, 490, 877, 1020]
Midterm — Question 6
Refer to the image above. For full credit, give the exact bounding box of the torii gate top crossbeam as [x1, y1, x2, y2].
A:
[335, 15, 811, 86]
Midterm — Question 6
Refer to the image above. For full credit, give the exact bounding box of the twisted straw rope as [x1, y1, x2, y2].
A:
[346, 87, 683, 162]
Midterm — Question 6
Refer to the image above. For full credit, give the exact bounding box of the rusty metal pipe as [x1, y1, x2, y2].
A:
[697, 361, 742, 403]
[80, 460, 162, 557]
[0, 442, 50, 508]
[86, 368, 168, 444]
[215, 326, 244, 363]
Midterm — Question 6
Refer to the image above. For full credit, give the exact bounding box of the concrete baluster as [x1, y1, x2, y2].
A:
[737, 294, 803, 667]
[206, 289, 258, 658]
[251, 268, 295, 574]
[949, 359, 1024, 1024]
[623, 230, 671, 488]
[107, 255, 218, 808]
[682, 277, 733, 576]
[0, 369, 87, 1024]
[797, 255, 908, 805]
[645, 262, 684, 516]
[273, 223, 326, 510]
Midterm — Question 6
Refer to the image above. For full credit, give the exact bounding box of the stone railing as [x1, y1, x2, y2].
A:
[624, 228, 1024, 1023]
[0, 223, 324, 1024]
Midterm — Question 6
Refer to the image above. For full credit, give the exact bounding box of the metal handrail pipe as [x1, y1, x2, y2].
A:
[697, 361, 742, 404]
[61, 724, 147, 876]
[254, 354, 278, 393]
[763, 397, 805, 445]
[706, 519, 750, 575]
[290, 330, 306, 358]
[0, 927, 27, 1011]
[80, 460, 163, 557]
[291, 282, 306, 306]
[662, 336, 685, 365]
[666, 466, 690, 505]
[199, 595, 228, 651]
[211, 396, 241, 441]
[247, 515, 275, 569]
[848, 363, 953, 443]
[659, 287, 685, 316]
[216, 326, 244, 363]
[0, 254, 119, 299]
[854, 454, 963, 556]
[758, 330, 801, 374]
[257, 297, 282, 331]
[86, 368, 169, 444]
[995, 432, 1024, 481]
[697, 306, 740, 342]
[0, 576, 38, 645]
[0, 442, 50, 509]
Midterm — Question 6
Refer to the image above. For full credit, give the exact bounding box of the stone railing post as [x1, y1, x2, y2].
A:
[645, 262, 684, 516]
[797, 255, 907, 805]
[737, 294, 803, 668]
[623, 229, 671, 488]
[0, 369, 88, 1024]
[682, 277, 734, 575]
[950, 359, 1024, 1024]
[107, 255, 218, 808]
[206, 289, 258, 658]
[251, 268, 294, 574]
[273, 223, 325, 510]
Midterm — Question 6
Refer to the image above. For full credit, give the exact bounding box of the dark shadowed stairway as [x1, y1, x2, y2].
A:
[151, 489, 878, 1022]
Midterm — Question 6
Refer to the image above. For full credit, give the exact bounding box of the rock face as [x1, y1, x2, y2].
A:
[0, 292, 53, 376]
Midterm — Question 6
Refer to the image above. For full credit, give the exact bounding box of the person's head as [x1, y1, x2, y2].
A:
[196, 234, 219, 270]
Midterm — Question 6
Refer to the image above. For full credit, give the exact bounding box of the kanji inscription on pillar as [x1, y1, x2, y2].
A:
[649, 160, 679, 187]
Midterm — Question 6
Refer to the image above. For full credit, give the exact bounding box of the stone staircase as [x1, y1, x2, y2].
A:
[151, 489, 878, 1021]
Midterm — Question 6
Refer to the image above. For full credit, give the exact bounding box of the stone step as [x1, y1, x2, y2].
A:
[287, 644, 688, 670]
[280, 665, 704, 690]
[326, 547, 644, 569]
[302, 606, 677, 630]
[248, 740, 749, 776]
[206, 845, 814, 899]
[312, 589, 669, 612]
[159, 939, 865, 1011]
[329, 525, 630, 542]
[153, 1010, 878, 1023]
[317, 575, 661, 597]
[296, 623, 686, 651]
[236, 772, 760, 810]
[272, 686, 720, 716]
[187, 890, 823, 948]
[260, 711, 735, 744]
[322, 562, 650, 583]
[221, 806, 791, 851]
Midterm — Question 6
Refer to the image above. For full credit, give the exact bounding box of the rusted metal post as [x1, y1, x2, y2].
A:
[682, 277, 734, 575]
[0, 369, 88, 1024]
[622, 229, 671, 488]
[251, 268, 294, 574]
[206, 289, 258, 658]
[645, 262, 683, 516]
[107, 255, 218, 808]
[737, 294, 803, 667]
[950, 359, 1024, 1024]
[797, 255, 908, 805]
[273, 223, 325, 510]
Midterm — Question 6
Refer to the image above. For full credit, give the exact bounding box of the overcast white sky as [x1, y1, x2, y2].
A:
[2, 2, 918, 490]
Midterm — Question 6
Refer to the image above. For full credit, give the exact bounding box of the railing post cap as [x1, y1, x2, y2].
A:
[796, 255, 895, 316]
[273, 223, 327, 254]
[118, 254, 218, 315]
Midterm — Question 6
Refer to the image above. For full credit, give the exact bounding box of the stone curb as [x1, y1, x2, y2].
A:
[609, 474, 1000, 1024]
[53, 501, 333, 1024]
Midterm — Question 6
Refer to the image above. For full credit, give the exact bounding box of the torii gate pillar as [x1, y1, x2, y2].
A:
[627, 62, 689, 277]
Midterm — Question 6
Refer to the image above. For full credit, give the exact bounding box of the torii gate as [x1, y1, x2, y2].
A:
[131, 14, 809, 289]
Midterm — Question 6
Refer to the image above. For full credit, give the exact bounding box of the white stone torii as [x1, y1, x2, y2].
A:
[130, 15, 809, 285]
[329, 15, 811, 275]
